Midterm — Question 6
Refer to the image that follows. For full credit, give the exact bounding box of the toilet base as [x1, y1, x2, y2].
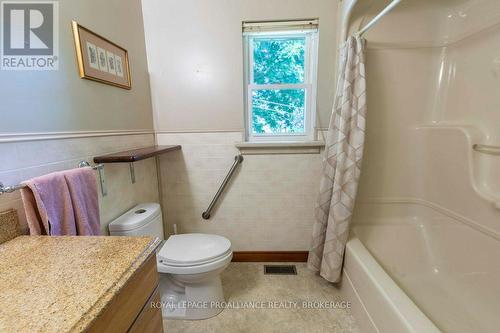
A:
[159, 273, 226, 320]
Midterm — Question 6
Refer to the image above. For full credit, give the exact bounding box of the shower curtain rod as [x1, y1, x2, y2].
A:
[354, 0, 402, 37]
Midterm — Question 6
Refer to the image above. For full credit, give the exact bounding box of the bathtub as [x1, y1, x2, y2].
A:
[339, 203, 500, 333]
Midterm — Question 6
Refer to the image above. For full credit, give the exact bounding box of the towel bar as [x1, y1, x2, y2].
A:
[0, 161, 106, 196]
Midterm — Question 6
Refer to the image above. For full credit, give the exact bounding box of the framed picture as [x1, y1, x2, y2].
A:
[72, 21, 131, 89]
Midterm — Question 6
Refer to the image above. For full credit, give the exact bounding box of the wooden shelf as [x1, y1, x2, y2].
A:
[93, 145, 181, 164]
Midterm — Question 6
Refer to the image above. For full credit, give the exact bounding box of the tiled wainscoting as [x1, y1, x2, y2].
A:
[0, 133, 159, 234]
[157, 132, 323, 251]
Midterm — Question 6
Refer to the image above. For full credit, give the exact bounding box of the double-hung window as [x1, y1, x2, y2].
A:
[243, 20, 319, 142]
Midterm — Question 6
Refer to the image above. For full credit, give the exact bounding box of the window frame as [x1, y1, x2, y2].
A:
[243, 29, 319, 142]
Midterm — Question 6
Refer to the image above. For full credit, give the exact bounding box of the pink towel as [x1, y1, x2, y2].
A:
[64, 167, 100, 235]
[20, 172, 74, 235]
[20, 167, 101, 236]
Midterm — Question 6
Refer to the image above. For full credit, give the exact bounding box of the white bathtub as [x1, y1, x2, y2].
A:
[339, 204, 500, 333]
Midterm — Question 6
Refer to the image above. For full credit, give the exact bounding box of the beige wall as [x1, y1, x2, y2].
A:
[142, 0, 338, 250]
[0, 1, 158, 234]
[142, 0, 338, 132]
[0, 0, 154, 134]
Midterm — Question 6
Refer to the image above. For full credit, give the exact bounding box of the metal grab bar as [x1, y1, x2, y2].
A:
[473, 144, 500, 156]
[202, 155, 244, 220]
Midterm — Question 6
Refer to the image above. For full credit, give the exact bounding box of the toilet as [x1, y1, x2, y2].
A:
[108, 203, 232, 320]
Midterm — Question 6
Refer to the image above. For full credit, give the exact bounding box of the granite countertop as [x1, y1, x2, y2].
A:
[0, 235, 161, 333]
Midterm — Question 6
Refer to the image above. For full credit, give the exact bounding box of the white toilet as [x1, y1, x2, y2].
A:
[108, 203, 232, 320]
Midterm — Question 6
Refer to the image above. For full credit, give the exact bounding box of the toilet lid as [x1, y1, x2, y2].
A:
[157, 233, 231, 266]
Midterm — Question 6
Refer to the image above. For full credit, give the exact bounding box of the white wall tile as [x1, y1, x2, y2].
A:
[0, 134, 158, 235]
[159, 132, 322, 251]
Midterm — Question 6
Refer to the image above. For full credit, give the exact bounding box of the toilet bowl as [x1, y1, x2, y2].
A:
[108, 203, 232, 320]
[157, 233, 232, 319]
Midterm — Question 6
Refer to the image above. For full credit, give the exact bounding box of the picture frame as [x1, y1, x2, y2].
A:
[71, 21, 131, 89]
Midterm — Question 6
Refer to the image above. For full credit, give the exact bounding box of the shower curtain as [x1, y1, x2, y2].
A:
[308, 36, 366, 283]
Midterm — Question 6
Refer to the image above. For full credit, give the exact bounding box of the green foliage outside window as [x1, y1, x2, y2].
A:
[251, 37, 306, 134]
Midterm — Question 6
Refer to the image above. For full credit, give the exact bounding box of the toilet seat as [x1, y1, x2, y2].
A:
[160, 248, 233, 267]
[158, 251, 233, 275]
[157, 233, 232, 274]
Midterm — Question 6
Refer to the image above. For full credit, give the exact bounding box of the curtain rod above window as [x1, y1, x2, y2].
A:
[243, 19, 319, 33]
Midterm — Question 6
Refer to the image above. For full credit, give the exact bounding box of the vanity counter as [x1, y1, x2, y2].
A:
[0, 235, 162, 333]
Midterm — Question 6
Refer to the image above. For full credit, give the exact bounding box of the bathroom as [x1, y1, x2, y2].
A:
[0, 0, 499, 332]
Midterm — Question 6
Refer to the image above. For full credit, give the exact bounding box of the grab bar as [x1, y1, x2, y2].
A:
[473, 144, 500, 156]
[202, 155, 243, 220]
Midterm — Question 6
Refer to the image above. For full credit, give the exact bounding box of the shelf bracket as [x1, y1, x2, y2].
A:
[129, 163, 136, 184]
[97, 164, 107, 196]
[78, 161, 107, 197]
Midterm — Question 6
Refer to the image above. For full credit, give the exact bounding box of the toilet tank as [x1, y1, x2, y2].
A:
[108, 203, 164, 240]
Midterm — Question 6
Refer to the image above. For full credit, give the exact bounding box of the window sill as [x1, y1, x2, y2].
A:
[235, 141, 325, 155]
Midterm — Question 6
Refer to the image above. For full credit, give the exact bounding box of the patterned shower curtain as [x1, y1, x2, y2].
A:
[308, 36, 367, 283]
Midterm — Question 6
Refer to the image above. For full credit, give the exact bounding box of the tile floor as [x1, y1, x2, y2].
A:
[163, 263, 360, 333]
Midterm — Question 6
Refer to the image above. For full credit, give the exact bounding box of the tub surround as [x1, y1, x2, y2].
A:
[0, 235, 161, 333]
[348, 0, 500, 234]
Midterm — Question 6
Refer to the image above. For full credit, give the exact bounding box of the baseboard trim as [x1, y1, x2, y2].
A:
[232, 251, 309, 262]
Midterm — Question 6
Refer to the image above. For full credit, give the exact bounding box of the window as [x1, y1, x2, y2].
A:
[243, 20, 319, 142]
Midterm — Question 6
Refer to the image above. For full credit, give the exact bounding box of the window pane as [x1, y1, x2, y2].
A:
[252, 89, 305, 134]
[253, 37, 305, 85]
